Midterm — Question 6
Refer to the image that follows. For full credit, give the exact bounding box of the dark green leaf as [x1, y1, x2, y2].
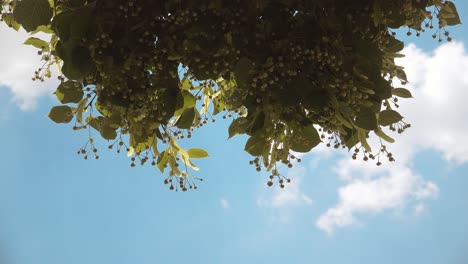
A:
[379, 109, 403, 126]
[244, 134, 267, 156]
[62, 45, 94, 80]
[228, 117, 249, 138]
[174, 90, 196, 116]
[76, 97, 88, 124]
[441, 1, 461, 26]
[246, 111, 265, 135]
[354, 107, 378, 130]
[99, 127, 117, 140]
[55, 80, 84, 104]
[87, 116, 105, 131]
[234, 57, 253, 85]
[290, 125, 321, 153]
[51, 11, 73, 40]
[384, 37, 404, 53]
[396, 69, 408, 83]
[13, 0, 52, 32]
[175, 107, 196, 129]
[392, 88, 413, 98]
[87, 116, 117, 140]
[344, 131, 360, 150]
[48, 105, 73, 123]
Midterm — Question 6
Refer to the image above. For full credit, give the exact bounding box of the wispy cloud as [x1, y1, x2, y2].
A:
[0, 26, 58, 111]
[316, 41, 468, 234]
[220, 198, 230, 209]
[413, 203, 426, 216]
[316, 165, 439, 234]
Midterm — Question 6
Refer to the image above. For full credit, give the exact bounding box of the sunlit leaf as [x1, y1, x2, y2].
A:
[1, 14, 21, 31]
[187, 148, 209, 159]
[24, 37, 49, 51]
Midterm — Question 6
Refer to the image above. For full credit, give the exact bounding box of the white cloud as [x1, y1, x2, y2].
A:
[0, 26, 58, 110]
[220, 198, 230, 209]
[257, 165, 313, 208]
[316, 41, 468, 234]
[396, 42, 468, 163]
[317, 165, 439, 234]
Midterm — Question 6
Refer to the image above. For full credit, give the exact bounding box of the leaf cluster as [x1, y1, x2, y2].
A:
[0, 0, 461, 189]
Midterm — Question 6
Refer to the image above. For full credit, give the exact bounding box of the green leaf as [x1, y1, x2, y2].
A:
[99, 127, 117, 140]
[234, 57, 254, 85]
[75, 97, 88, 124]
[55, 81, 84, 104]
[30, 25, 54, 34]
[396, 69, 408, 83]
[1, 13, 21, 31]
[48, 105, 73, 123]
[157, 150, 168, 173]
[375, 128, 395, 143]
[87, 116, 117, 140]
[24, 37, 49, 51]
[13, 0, 52, 32]
[336, 112, 353, 129]
[246, 111, 265, 135]
[200, 95, 211, 115]
[384, 37, 404, 53]
[354, 107, 378, 131]
[392, 88, 413, 98]
[244, 134, 267, 156]
[51, 11, 73, 40]
[385, 52, 405, 58]
[174, 90, 196, 116]
[87, 116, 103, 130]
[358, 129, 372, 152]
[152, 138, 159, 156]
[228, 117, 249, 138]
[181, 78, 192, 90]
[440, 1, 461, 26]
[69, 7, 93, 39]
[62, 45, 94, 80]
[290, 125, 321, 153]
[175, 107, 195, 129]
[187, 148, 209, 159]
[344, 132, 360, 150]
[379, 110, 403, 126]
[179, 150, 199, 171]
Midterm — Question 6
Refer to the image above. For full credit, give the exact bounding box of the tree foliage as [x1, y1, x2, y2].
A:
[0, 0, 461, 190]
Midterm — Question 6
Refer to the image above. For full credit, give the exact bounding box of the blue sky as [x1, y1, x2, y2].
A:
[1, 3, 468, 264]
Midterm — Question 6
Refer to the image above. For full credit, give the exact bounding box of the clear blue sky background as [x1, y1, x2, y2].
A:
[1, 3, 468, 264]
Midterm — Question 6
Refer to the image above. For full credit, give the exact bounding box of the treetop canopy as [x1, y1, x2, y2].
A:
[0, 0, 461, 191]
